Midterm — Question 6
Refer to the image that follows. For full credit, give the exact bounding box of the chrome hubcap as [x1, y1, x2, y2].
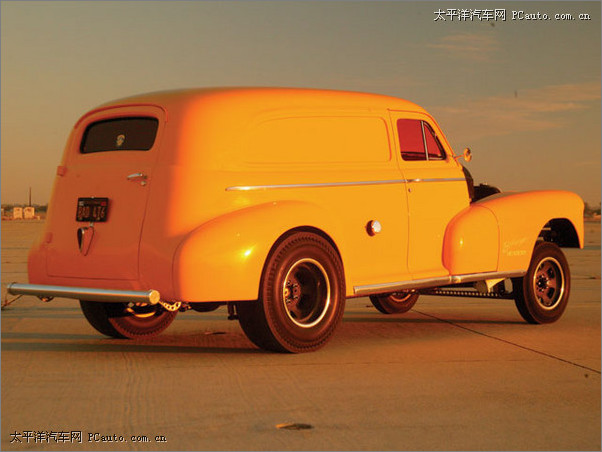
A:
[125, 302, 158, 318]
[390, 291, 414, 303]
[282, 258, 330, 328]
[532, 257, 564, 310]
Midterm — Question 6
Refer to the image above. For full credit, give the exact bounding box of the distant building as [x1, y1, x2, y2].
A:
[13, 207, 23, 219]
[24, 206, 35, 219]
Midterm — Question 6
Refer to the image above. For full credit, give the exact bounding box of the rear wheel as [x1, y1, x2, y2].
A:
[237, 232, 345, 353]
[513, 242, 570, 324]
[79, 300, 177, 339]
[369, 291, 419, 314]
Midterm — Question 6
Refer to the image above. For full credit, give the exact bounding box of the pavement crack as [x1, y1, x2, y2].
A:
[413, 309, 601, 375]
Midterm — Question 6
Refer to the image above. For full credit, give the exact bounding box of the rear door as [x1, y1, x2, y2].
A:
[46, 105, 165, 280]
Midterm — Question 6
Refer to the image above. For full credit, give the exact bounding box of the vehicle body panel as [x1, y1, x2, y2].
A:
[27, 88, 584, 304]
[389, 110, 470, 278]
[43, 106, 166, 281]
[443, 191, 583, 276]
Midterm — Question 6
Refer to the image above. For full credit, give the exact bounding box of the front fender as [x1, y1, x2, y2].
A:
[443, 204, 499, 275]
[443, 190, 583, 275]
[172, 201, 343, 302]
[480, 190, 583, 271]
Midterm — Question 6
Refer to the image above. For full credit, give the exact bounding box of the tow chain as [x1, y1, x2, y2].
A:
[1, 294, 22, 310]
[158, 300, 182, 312]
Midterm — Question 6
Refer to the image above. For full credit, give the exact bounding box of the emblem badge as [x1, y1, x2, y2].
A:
[116, 134, 125, 147]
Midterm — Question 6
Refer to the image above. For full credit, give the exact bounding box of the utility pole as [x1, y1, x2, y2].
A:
[28, 187, 32, 207]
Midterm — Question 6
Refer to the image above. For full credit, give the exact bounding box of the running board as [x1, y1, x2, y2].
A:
[353, 270, 525, 297]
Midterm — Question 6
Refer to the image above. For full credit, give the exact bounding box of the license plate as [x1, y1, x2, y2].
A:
[76, 197, 109, 222]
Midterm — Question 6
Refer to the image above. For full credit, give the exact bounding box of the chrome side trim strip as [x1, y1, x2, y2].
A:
[226, 177, 466, 191]
[406, 177, 466, 183]
[353, 270, 526, 297]
[354, 277, 452, 296]
[6, 283, 160, 304]
[226, 179, 407, 191]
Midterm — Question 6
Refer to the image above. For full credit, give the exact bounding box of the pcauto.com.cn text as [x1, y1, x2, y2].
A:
[8, 430, 167, 445]
[434, 8, 593, 22]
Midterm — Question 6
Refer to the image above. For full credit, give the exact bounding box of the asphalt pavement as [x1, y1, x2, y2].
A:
[1, 221, 600, 450]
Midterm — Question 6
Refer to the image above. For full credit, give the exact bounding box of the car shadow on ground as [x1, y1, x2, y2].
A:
[2, 310, 525, 355]
[342, 315, 523, 325]
[1, 332, 261, 354]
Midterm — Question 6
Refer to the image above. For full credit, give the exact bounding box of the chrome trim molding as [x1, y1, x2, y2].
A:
[353, 270, 526, 297]
[6, 283, 160, 304]
[226, 177, 466, 191]
[406, 177, 466, 183]
[354, 277, 451, 296]
[226, 179, 407, 191]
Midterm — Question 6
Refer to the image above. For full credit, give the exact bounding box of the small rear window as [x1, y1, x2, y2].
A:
[80, 117, 159, 153]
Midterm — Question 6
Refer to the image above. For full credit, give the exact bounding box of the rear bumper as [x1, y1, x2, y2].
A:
[6, 283, 160, 304]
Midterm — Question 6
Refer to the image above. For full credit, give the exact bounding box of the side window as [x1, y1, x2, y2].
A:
[396, 118, 447, 161]
[396, 119, 425, 161]
[423, 122, 446, 160]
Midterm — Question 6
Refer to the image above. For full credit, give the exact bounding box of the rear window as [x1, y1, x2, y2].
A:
[80, 117, 159, 153]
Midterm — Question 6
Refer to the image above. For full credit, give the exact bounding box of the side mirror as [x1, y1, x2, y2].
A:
[455, 147, 472, 163]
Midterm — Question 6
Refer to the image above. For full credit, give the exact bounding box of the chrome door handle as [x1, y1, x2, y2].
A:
[127, 172, 148, 186]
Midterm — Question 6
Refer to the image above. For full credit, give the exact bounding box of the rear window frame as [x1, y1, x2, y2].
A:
[79, 116, 159, 154]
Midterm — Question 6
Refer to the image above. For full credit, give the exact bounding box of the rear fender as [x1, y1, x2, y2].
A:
[172, 201, 343, 302]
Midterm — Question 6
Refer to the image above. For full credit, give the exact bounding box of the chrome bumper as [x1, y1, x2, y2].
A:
[6, 283, 160, 304]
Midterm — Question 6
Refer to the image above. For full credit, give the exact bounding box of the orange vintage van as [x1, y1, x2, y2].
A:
[8, 88, 584, 352]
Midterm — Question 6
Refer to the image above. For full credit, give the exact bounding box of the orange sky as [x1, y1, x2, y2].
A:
[1, 1, 600, 205]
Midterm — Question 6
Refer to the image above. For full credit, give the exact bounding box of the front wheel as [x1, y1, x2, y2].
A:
[369, 291, 419, 314]
[237, 232, 346, 353]
[513, 242, 570, 324]
[80, 300, 177, 339]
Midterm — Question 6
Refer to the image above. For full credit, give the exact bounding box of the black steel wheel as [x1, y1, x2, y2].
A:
[369, 291, 419, 314]
[79, 300, 177, 339]
[513, 241, 570, 324]
[237, 232, 345, 353]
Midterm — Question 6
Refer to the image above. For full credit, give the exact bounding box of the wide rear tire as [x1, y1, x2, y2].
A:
[80, 300, 177, 339]
[237, 232, 345, 353]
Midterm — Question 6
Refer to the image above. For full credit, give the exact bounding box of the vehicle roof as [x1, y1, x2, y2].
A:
[80, 88, 435, 169]
[96, 87, 428, 115]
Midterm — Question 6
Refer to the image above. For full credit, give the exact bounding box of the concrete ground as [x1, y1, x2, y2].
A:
[1, 221, 600, 450]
